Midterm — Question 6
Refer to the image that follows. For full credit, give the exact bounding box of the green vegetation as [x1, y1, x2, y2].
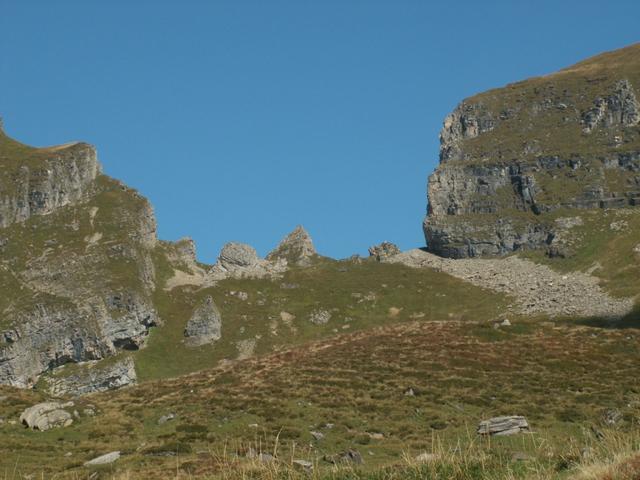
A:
[1, 318, 639, 478]
[135, 258, 508, 381]
[520, 207, 640, 298]
[1, 46, 640, 480]
[459, 44, 640, 165]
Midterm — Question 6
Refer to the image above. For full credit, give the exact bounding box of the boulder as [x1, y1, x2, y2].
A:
[324, 449, 363, 465]
[157, 413, 176, 425]
[218, 242, 260, 268]
[184, 296, 222, 347]
[368, 242, 401, 261]
[267, 226, 317, 266]
[84, 451, 121, 466]
[208, 242, 287, 282]
[20, 402, 74, 431]
[477, 416, 529, 436]
[292, 459, 313, 471]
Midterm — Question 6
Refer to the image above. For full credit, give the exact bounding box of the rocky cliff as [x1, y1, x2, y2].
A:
[424, 43, 640, 257]
[0, 127, 159, 388]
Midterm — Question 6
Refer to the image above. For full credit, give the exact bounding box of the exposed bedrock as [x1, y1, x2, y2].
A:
[424, 72, 640, 258]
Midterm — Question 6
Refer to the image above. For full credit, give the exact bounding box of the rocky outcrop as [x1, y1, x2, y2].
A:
[0, 141, 100, 228]
[308, 309, 331, 325]
[0, 296, 156, 389]
[207, 242, 287, 282]
[20, 401, 75, 431]
[44, 357, 137, 397]
[582, 79, 640, 133]
[161, 237, 208, 290]
[266, 225, 316, 266]
[184, 296, 222, 347]
[368, 241, 400, 261]
[102, 292, 158, 349]
[423, 45, 640, 257]
[0, 128, 160, 390]
[439, 102, 495, 163]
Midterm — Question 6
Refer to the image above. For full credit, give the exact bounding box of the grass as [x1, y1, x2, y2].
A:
[519, 207, 640, 298]
[0, 173, 157, 332]
[134, 257, 509, 381]
[429, 43, 640, 260]
[2, 48, 640, 478]
[0, 317, 638, 478]
[454, 43, 640, 165]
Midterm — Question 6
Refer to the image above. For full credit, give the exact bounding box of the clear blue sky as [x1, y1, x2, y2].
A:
[1, 1, 639, 262]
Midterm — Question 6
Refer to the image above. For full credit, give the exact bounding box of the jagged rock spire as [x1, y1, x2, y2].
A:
[266, 225, 317, 266]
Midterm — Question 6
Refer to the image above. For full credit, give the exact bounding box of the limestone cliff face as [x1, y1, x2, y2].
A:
[0, 127, 159, 389]
[0, 141, 100, 228]
[424, 44, 640, 257]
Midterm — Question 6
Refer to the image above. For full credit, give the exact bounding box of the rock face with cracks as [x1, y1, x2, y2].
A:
[423, 44, 640, 258]
[43, 357, 137, 397]
[0, 126, 159, 389]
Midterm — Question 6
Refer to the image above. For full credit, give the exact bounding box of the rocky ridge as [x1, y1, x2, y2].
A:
[424, 44, 640, 257]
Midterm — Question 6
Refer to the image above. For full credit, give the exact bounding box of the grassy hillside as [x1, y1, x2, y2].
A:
[135, 257, 508, 381]
[0, 317, 638, 478]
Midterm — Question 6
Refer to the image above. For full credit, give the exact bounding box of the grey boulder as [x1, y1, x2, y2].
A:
[84, 451, 121, 466]
[20, 402, 74, 431]
[184, 296, 222, 347]
[477, 416, 530, 436]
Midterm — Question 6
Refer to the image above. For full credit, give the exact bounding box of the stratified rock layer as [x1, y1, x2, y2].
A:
[424, 44, 640, 257]
[0, 127, 159, 388]
[44, 357, 137, 397]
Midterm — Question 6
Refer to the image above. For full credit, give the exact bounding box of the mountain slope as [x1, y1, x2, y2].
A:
[0, 127, 159, 388]
[424, 43, 640, 258]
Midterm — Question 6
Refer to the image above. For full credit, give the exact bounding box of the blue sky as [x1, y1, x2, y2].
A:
[1, 1, 639, 262]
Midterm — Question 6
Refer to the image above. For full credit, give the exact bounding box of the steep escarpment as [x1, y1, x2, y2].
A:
[0, 127, 159, 388]
[424, 43, 640, 257]
[0, 132, 100, 228]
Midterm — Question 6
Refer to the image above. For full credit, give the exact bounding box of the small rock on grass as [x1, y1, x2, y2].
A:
[157, 413, 176, 425]
[477, 416, 529, 436]
[293, 459, 313, 471]
[415, 452, 438, 463]
[84, 451, 121, 466]
[324, 449, 363, 465]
